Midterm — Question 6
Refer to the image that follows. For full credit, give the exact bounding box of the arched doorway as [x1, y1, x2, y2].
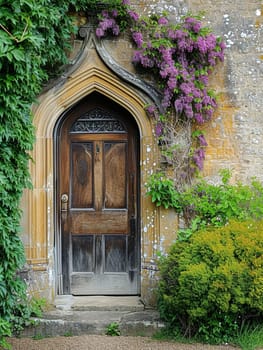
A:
[26, 31, 161, 304]
[55, 92, 140, 295]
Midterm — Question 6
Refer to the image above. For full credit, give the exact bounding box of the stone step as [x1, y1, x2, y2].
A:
[20, 296, 165, 338]
[54, 295, 145, 312]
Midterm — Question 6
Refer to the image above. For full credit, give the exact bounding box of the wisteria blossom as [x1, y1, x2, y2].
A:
[192, 148, 206, 170]
[198, 134, 208, 147]
[128, 10, 139, 21]
[132, 31, 143, 48]
[155, 122, 163, 137]
[158, 17, 169, 25]
[94, 5, 225, 172]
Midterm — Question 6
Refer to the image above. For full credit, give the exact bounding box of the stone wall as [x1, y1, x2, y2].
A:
[114, 0, 263, 183]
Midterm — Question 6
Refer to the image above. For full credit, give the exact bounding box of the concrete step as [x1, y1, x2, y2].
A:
[21, 296, 165, 338]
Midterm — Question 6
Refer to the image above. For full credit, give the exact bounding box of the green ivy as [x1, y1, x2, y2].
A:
[0, 0, 92, 346]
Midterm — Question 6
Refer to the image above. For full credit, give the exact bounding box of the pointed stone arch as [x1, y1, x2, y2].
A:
[21, 29, 175, 305]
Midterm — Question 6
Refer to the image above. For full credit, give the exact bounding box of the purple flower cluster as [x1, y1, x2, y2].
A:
[132, 31, 143, 48]
[190, 133, 208, 170]
[95, 0, 139, 38]
[145, 104, 156, 116]
[158, 17, 169, 26]
[183, 17, 202, 33]
[155, 122, 163, 137]
[192, 148, 205, 170]
[96, 10, 120, 37]
[131, 15, 225, 128]
[128, 10, 139, 21]
[198, 134, 208, 146]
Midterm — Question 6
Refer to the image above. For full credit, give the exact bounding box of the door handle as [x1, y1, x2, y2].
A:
[61, 193, 69, 211]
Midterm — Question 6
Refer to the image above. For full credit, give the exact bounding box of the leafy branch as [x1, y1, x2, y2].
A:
[0, 20, 29, 43]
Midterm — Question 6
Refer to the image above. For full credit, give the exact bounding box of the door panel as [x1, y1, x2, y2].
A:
[104, 142, 127, 208]
[105, 235, 126, 272]
[71, 143, 93, 208]
[71, 211, 128, 234]
[72, 235, 94, 272]
[57, 94, 139, 295]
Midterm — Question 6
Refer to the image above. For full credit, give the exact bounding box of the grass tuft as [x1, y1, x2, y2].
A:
[234, 323, 263, 350]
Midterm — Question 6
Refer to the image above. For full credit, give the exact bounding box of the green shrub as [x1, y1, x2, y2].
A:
[147, 169, 263, 240]
[180, 170, 263, 229]
[157, 219, 263, 344]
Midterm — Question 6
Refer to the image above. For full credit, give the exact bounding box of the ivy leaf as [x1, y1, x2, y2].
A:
[10, 48, 25, 61]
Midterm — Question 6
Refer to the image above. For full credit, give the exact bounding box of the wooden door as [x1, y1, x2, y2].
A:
[57, 94, 139, 295]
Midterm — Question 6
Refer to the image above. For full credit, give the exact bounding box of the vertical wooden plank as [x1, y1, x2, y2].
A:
[94, 141, 103, 211]
[61, 211, 70, 294]
[95, 235, 103, 274]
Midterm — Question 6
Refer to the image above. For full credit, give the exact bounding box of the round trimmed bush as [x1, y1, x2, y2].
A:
[157, 219, 263, 343]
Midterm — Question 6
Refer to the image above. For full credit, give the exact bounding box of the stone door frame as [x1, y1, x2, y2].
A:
[22, 36, 166, 304]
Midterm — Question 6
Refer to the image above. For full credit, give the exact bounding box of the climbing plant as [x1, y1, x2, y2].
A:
[0, 0, 224, 346]
[131, 13, 224, 173]
[95, 7, 225, 177]
[0, 0, 96, 346]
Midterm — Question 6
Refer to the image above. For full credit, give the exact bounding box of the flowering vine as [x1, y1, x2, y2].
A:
[94, 0, 137, 37]
[93, 0, 225, 176]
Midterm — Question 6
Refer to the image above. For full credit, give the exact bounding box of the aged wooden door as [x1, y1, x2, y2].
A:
[57, 94, 139, 295]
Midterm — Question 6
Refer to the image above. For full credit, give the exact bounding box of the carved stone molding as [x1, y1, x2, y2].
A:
[43, 24, 163, 113]
[70, 107, 127, 133]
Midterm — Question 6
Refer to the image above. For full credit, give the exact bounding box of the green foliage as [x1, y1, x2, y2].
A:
[147, 169, 263, 240]
[178, 170, 263, 239]
[157, 219, 263, 344]
[32, 334, 46, 340]
[105, 322, 121, 336]
[146, 172, 182, 210]
[234, 323, 263, 350]
[0, 319, 12, 349]
[64, 331, 73, 337]
[0, 296, 45, 349]
[0, 0, 91, 347]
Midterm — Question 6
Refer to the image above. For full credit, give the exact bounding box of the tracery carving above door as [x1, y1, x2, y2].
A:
[70, 107, 127, 133]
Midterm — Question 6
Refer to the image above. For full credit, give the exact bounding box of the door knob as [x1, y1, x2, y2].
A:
[61, 193, 69, 211]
